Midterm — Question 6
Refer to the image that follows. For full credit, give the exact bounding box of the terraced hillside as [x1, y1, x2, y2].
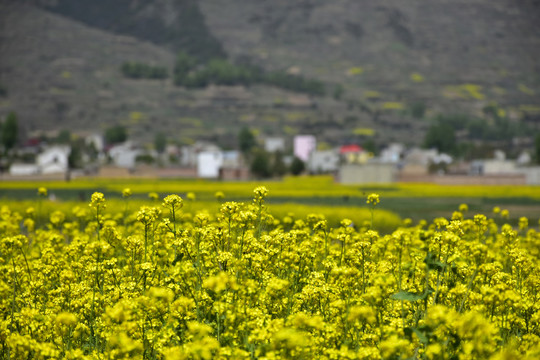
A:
[0, 0, 539, 149]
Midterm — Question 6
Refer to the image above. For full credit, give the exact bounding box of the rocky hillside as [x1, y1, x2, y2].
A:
[0, 0, 539, 149]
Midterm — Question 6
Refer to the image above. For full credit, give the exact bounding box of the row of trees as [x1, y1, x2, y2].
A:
[1, 112, 18, 155]
[121, 52, 325, 96]
[174, 54, 325, 95]
[423, 112, 535, 158]
[249, 149, 305, 178]
[239, 127, 305, 178]
[120, 62, 168, 79]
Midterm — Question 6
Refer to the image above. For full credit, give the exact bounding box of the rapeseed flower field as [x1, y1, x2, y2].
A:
[1, 186, 539, 359]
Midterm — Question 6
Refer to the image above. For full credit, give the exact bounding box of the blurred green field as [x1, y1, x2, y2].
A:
[1, 176, 538, 226]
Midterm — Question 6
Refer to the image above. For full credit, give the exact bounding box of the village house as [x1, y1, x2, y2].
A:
[340, 144, 371, 164]
[197, 150, 223, 178]
[470, 150, 516, 175]
[339, 160, 397, 184]
[108, 141, 143, 168]
[181, 141, 221, 168]
[9, 145, 71, 176]
[219, 150, 250, 180]
[307, 149, 340, 174]
[293, 135, 316, 162]
[264, 137, 286, 153]
[380, 143, 405, 163]
[37, 145, 71, 174]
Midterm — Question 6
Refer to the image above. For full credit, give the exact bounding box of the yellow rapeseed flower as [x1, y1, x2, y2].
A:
[366, 193, 380, 205]
[122, 188, 132, 198]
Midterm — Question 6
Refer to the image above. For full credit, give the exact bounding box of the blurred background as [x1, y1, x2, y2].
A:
[0, 0, 539, 186]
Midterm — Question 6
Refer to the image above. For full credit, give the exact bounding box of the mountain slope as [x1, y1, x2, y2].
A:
[200, 0, 540, 112]
[0, 2, 388, 147]
[1, 0, 539, 151]
[36, 0, 225, 61]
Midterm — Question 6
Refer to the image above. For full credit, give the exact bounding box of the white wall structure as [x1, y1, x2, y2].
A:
[222, 150, 243, 168]
[293, 135, 316, 162]
[85, 133, 104, 153]
[404, 148, 439, 166]
[339, 162, 397, 184]
[308, 150, 340, 173]
[9, 163, 40, 176]
[37, 145, 70, 174]
[108, 142, 142, 168]
[519, 167, 540, 185]
[471, 159, 517, 176]
[264, 137, 286, 153]
[197, 151, 224, 178]
[181, 141, 221, 167]
[380, 143, 405, 163]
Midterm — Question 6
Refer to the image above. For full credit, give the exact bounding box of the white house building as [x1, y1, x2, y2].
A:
[294, 135, 316, 162]
[197, 150, 224, 178]
[108, 142, 143, 168]
[308, 149, 340, 174]
[85, 133, 104, 153]
[380, 143, 405, 163]
[339, 161, 397, 184]
[264, 137, 286, 153]
[9, 163, 40, 176]
[37, 145, 70, 174]
[181, 141, 221, 168]
[470, 150, 517, 176]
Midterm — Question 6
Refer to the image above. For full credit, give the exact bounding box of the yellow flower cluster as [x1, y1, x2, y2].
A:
[0, 188, 539, 359]
[366, 193, 380, 205]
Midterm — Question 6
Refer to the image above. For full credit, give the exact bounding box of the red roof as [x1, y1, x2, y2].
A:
[340, 144, 363, 154]
[24, 138, 42, 147]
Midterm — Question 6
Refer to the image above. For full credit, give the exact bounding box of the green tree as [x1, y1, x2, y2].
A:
[535, 133, 540, 164]
[290, 156, 305, 176]
[271, 150, 288, 177]
[154, 132, 167, 154]
[56, 129, 71, 144]
[363, 139, 377, 155]
[174, 51, 197, 85]
[239, 127, 256, 154]
[68, 138, 84, 169]
[121, 62, 168, 79]
[105, 125, 127, 145]
[250, 149, 271, 178]
[423, 121, 457, 154]
[2, 112, 18, 153]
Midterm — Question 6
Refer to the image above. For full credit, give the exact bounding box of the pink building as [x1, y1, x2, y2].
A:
[294, 135, 316, 162]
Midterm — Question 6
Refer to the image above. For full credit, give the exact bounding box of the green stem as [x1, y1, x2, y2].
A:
[459, 266, 479, 313]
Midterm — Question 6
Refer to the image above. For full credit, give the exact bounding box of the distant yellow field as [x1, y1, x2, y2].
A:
[1, 175, 539, 199]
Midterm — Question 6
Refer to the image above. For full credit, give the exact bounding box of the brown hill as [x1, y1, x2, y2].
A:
[1, 0, 539, 150]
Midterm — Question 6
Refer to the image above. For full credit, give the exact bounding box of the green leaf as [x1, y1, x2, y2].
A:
[411, 327, 428, 344]
[404, 326, 431, 344]
[390, 290, 426, 301]
[424, 252, 446, 271]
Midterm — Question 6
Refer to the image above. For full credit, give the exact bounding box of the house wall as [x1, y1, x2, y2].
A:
[264, 138, 286, 153]
[293, 135, 316, 162]
[9, 164, 40, 176]
[339, 163, 397, 184]
[519, 167, 540, 185]
[398, 174, 526, 185]
[308, 150, 339, 173]
[37, 146, 70, 169]
[41, 163, 67, 175]
[219, 167, 250, 181]
[483, 160, 517, 174]
[197, 151, 223, 178]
